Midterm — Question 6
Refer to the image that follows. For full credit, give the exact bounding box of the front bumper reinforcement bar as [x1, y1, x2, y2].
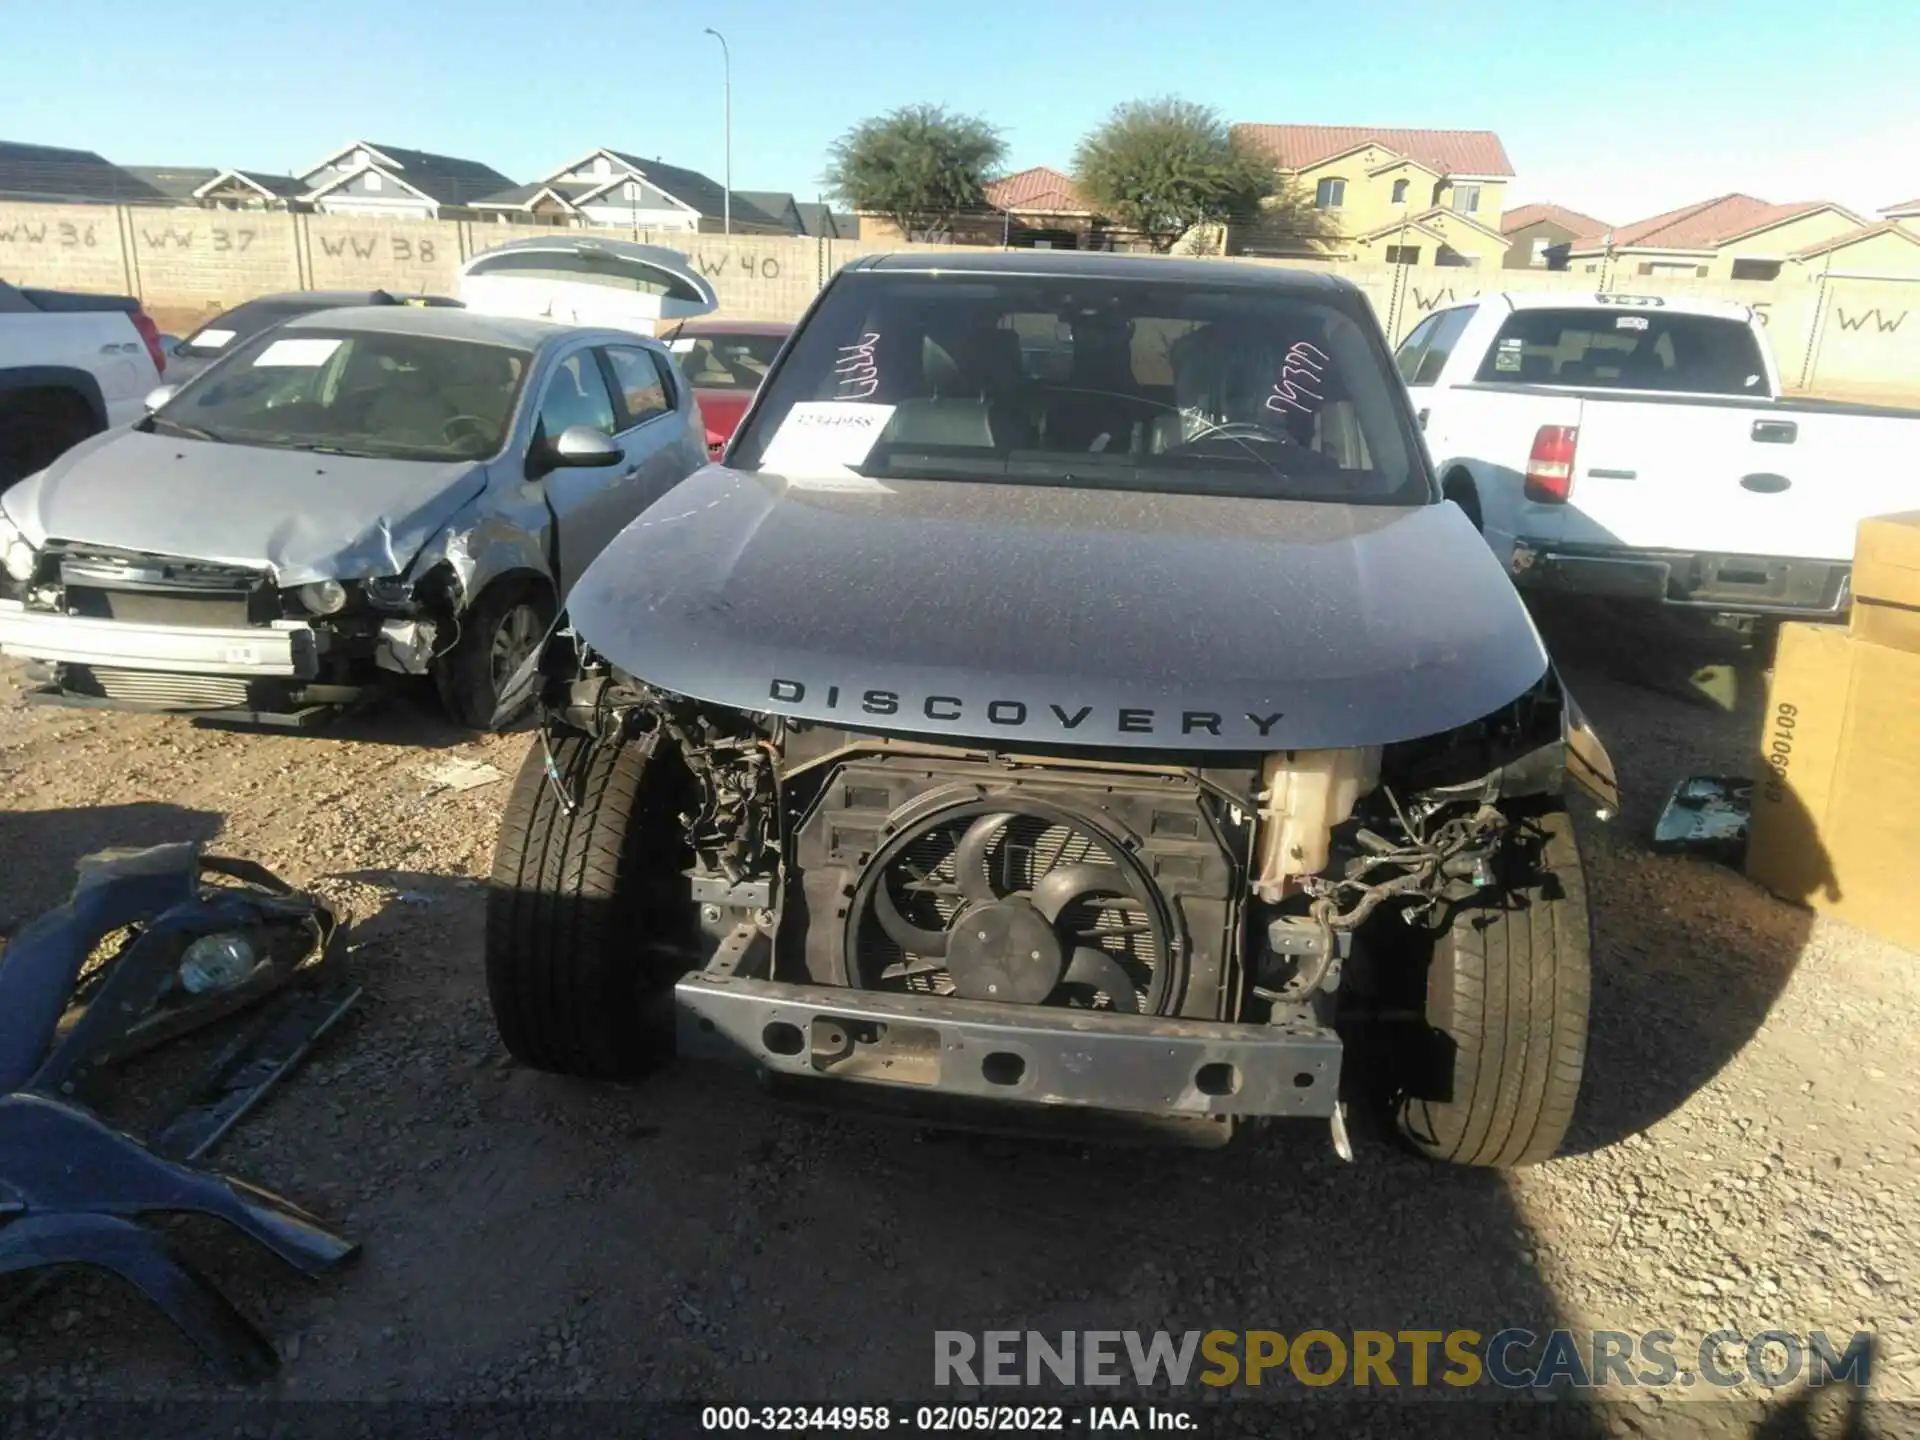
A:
[675, 974, 1342, 1119]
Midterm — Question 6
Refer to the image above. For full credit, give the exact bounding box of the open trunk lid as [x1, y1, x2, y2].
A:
[457, 237, 718, 338]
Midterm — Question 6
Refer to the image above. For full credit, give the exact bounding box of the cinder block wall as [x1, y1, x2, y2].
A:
[4, 202, 1915, 403]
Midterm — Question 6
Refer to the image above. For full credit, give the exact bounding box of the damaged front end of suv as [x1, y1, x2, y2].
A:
[484, 253, 1619, 1166]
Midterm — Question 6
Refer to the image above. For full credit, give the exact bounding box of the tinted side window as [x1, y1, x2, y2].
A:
[602, 345, 674, 427]
[538, 351, 618, 437]
[1393, 314, 1442, 384]
[1409, 307, 1475, 386]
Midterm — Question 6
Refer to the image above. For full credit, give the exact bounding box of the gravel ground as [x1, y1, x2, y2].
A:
[0, 615, 1915, 1438]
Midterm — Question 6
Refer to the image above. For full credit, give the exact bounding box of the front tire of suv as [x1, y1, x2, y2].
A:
[485, 731, 697, 1078]
[1393, 803, 1591, 1168]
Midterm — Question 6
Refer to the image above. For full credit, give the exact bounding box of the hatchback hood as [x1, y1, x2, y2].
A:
[567, 466, 1550, 751]
[5, 429, 487, 586]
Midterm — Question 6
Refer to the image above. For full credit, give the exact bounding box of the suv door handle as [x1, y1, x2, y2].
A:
[1753, 419, 1797, 444]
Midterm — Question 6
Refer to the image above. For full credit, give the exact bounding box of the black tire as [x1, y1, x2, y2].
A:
[485, 730, 697, 1077]
[1442, 470, 1483, 531]
[0, 388, 98, 493]
[432, 579, 554, 731]
[1393, 804, 1591, 1167]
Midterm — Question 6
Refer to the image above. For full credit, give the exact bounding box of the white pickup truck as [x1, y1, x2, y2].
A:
[1401, 291, 1920, 619]
[1, 278, 167, 497]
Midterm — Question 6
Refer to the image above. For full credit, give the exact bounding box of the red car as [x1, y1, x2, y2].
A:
[661, 320, 793, 458]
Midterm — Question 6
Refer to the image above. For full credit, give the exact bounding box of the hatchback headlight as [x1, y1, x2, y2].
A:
[0, 509, 36, 583]
[296, 579, 349, 615]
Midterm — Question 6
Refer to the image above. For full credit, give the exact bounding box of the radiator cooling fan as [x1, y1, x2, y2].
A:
[846, 799, 1178, 1014]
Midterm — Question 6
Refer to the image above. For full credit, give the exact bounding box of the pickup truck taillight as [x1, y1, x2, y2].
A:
[130, 310, 167, 376]
[1525, 425, 1578, 504]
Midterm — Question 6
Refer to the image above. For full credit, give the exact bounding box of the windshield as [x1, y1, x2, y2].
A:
[727, 270, 1424, 504]
[1474, 307, 1770, 395]
[668, 332, 786, 390]
[152, 327, 533, 461]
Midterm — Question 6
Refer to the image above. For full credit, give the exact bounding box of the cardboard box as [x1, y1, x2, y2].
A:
[1746, 623, 1920, 954]
[1850, 511, 1920, 654]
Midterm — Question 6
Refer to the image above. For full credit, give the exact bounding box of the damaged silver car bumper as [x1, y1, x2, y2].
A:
[675, 974, 1342, 1119]
[0, 600, 318, 678]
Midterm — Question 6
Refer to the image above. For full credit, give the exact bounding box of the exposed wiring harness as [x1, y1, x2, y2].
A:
[1301, 788, 1508, 934]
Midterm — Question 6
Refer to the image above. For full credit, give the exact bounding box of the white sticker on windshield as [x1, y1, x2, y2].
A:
[255, 337, 343, 367]
[783, 471, 895, 494]
[669, 337, 696, 353]
[759, 401, 895, 473]
[193, 328, 235, 350]
[1615, 315, 1650, 331]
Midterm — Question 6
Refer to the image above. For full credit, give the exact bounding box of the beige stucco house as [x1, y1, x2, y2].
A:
[1790, 221, 1920, 277]
[1227, 124, 1516, 265]
[1564, 194, 1868, 280]
[1499, 202, 1609, 269]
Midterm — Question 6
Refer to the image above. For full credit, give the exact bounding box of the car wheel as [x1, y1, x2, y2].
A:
[1392, 803, 1591, 1167]
[1443, 470, 1483, 532]
[485, 730, 699, 1077]
[0, 389, 97, 494]
[432, 580, 554, 732]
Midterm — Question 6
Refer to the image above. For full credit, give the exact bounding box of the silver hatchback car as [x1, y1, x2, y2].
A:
[0, 302, 709, 730]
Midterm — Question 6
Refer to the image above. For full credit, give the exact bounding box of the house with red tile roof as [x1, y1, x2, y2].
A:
[1499, 202, 1609, 270]
[1881, 197, 1920, 221]
[981, 166, 1109, 248]
[1229, 124, 1516, 265]
[1564, 193, 1869, 280]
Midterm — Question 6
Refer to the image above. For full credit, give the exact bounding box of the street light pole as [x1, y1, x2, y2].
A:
[704, 27, 732, 235]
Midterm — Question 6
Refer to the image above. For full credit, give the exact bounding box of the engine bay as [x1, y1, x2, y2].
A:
[537, 638, 1613, 1034]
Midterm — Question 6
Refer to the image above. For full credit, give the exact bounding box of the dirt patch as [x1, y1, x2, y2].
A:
[0, 636, 1914, 1430]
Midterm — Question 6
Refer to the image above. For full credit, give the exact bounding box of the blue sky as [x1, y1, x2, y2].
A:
[5, 0, 1916, 225]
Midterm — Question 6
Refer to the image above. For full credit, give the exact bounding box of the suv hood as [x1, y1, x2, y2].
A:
[6, 428, 488, 586]
[568, 466, 1550, 752]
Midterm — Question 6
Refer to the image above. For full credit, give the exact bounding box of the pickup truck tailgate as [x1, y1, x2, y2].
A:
[1556, 401, 1919, 561]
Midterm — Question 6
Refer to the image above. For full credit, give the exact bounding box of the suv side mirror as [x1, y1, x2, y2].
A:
[547, 425, 622, 468]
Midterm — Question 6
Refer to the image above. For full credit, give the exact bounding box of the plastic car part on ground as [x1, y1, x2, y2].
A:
[0, 842, 361, 1381]
[1651, 775, 1754, 863]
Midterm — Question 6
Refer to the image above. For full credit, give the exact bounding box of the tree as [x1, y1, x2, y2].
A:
[824, 105, 1007, 238]
[1073, 98, 1293, 252]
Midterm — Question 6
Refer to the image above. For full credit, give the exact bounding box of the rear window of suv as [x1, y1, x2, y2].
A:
[1474, 307, 1768, 395]
[728, 268, 1426, 505]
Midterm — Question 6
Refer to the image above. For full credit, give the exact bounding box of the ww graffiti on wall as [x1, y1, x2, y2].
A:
[0, 218, 103, 249]
[316, 233, 439, 263]
[688, 249, 783, 282]
[1834, 307, 1908, 334]
[138, 223, 260, 253]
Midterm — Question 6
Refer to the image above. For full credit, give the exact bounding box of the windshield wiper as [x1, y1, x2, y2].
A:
[275, 441, 390, 459]
[148, 416, 224, 443]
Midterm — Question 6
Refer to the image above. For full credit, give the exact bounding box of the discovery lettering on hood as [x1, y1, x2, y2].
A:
[766, 678, 1283, 739]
